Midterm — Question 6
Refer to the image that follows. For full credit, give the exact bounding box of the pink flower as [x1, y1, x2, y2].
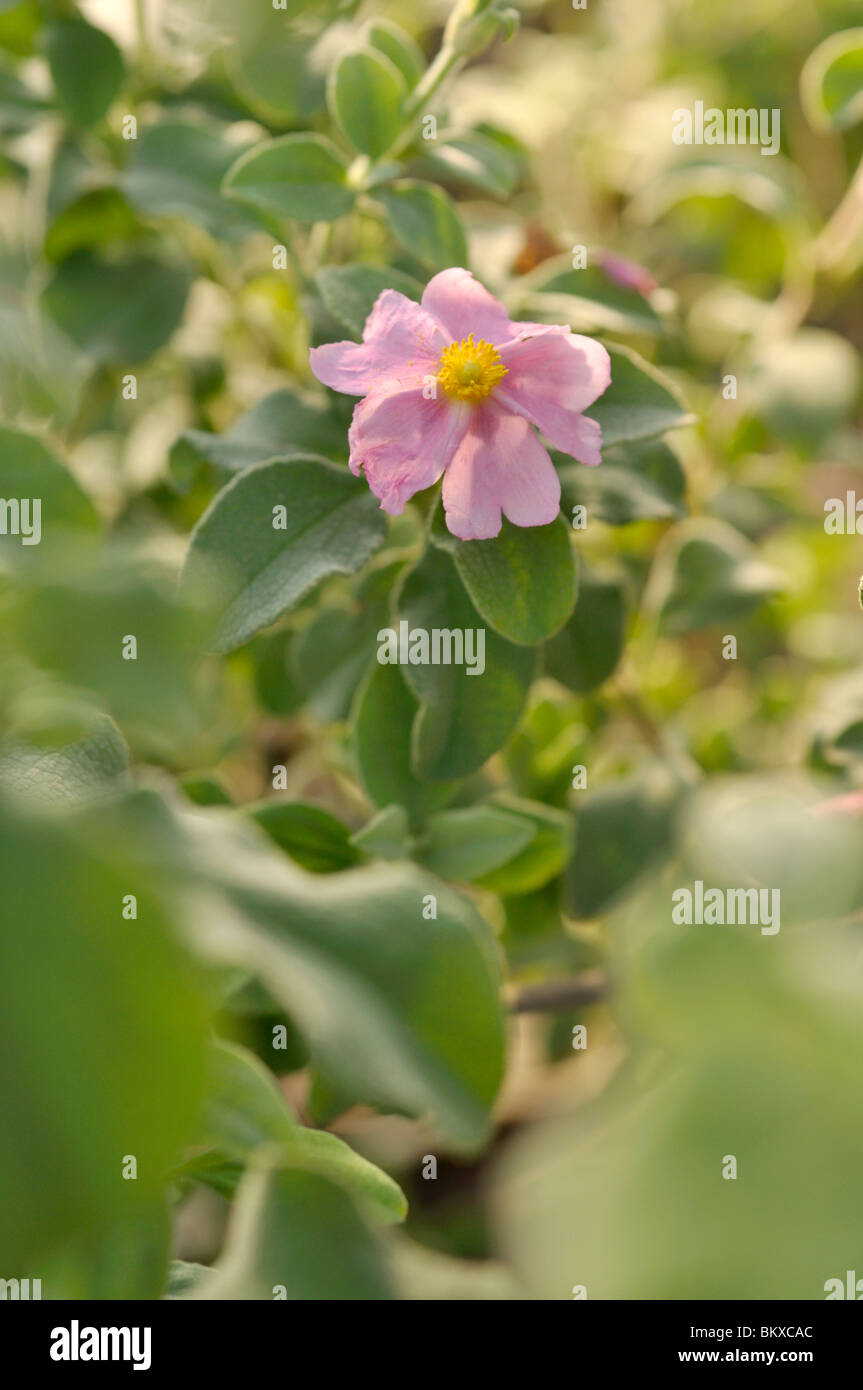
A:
[309, 267, 611, 541]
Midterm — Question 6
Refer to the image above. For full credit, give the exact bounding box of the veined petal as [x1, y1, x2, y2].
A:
[422, 268, 515, 347]
[496, 330, 611, 464]
[309, 289, 446, 396]
[349, 385, 469, 515]
[441, 401, 561, 541]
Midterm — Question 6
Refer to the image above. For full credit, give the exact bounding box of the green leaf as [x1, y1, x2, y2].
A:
[354, 662, 457, 822]
[377, 181, 468, 271]
[222, 134, 354, 223]
[350, 803, 411, 859]
[170, 388, 347, 490]
[0, 65, 49, 133]
[559, 437, 686, 525]
[198, 1039, 407, 1225]
[315, 263, 423, 339]
[801, 27, 863, 131]
[516, 260, 662, 338]
[565, 764, 682, 918]
[0, 714, 130, 809]
[42, 1202, 171, 1300]
[397, 546, 535, 779]
[0, 798, 207, 1267]
[420, 804, 536, 881]
[328, 47, 407, 159]
[475, 798, 571, 896]
[43, 18, 123, 127]
[183, 456, 386, 652]
[654, 520, 784, 636]
[741, 329, 861, 447]
[0, 426, 99, 563]
[44, 187, 140, 264]
[366, 19, 426, 88]
[122, 120, 262, 238]
[544, 564, 627, 693]
[226, 26, 325, 128]
[246, 801, 362, 872]
[188, 1159, 392, 1299]
[41, 252, 191, 366]
[415, 129, 521, 196]
[431, 507, 577, 646]
[585, 343, 694, 446]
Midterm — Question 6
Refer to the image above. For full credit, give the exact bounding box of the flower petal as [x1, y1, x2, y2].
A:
[421, 268, 514, 347]
[441, 401, 561, 541]
[349, 385, 469, 515]
[309, 289, 446, 396]
[496, 330, 611, 464]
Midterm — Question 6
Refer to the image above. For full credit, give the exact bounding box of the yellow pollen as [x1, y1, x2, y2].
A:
[437, 334, 508, 402]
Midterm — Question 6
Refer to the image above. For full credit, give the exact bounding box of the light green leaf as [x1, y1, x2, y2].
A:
[183, 456, 386, 652]
[377, 181, 468, 271]
[0, 427, 99, 563]
[420, 803, 536, 881]
[189, 1159, 392, 1299]
[801, 27, 863, 131]
[222, 134, 354, 223]
[431, 507, 577, 646]
[366, 19, 426, 88]
[475, 798, 571, 896]
[328, 47, 407, 159]
[350, 803, 411, 859]
[0, 714, 129, 809]
[654, 519, 785, 636]
[416, 129, 521, 197]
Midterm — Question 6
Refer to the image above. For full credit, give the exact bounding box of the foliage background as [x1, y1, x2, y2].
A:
[2, 0, 863, 1299]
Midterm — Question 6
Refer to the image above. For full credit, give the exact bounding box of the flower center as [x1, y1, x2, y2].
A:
[437, 334, 508, 402]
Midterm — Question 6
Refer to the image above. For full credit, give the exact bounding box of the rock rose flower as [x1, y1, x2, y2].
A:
[310, 267, 611, 541]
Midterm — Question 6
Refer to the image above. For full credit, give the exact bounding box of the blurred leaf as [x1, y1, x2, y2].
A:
[189, 1159, 391, 1300]
[42, 1202, 171, 1301]
[222, 134, 354, 223]
[328, 47, 406, 159]
[475, 797, 570, 896]
[415, 130, 521, 197]
[518, 262, 662, 337]
[419, 803, 536, 881]
[350, 803, 411, 858]
[197, 1039, 406, 1224]
[41, 252, 191, 366]
[43, 19, 123, 128]
[0, 64, 49, 132]
[655, 519, 784, 636]
[170, 389, 347, 489]
[741, 329, 861, 447]
[0, 714, 130, 809]
[558, 437, 686, 525]
[431, 507, 576, 646]
[398, 546, 535, 779]
[584, 343, 694, 446]
[0, 798, 206, 1267]
[544, 565, 627, 693]
[366, 19, 426, 88]
[0, 426, 99, 565]
[123, 121, 261, 238]
[801, 27, 863, 131]
[565, 764, 683, 918]
[45, 188, 140, 264]
[315, 262, 422, 338]
[377, 181, 467, 271]
[246, 800, 362, 872]
[183, 456, 386, 651]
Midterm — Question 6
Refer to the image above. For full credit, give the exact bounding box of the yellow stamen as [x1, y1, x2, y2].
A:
[437, 333, 508, 402]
